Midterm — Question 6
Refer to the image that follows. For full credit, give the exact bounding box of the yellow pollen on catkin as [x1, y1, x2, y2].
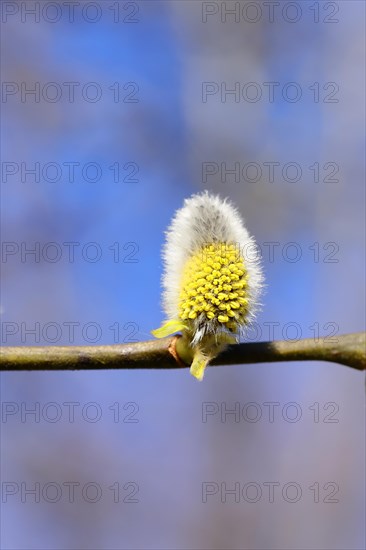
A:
[178, 243, 249, 331]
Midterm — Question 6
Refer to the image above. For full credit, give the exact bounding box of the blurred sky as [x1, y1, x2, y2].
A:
[1, 1, 365, 549]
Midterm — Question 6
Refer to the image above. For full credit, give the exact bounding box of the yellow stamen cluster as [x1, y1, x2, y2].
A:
[178, 243, 249, 331]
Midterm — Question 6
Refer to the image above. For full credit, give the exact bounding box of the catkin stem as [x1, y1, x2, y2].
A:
[0, 333, 365, 372]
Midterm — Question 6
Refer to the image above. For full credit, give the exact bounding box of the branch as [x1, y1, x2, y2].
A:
[0, 332, 365, 372]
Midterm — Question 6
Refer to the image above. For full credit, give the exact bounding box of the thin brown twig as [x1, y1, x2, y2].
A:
[0, 332, 365, 372]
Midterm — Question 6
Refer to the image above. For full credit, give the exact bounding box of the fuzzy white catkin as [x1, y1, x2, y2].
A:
[161, 191, 264, 336]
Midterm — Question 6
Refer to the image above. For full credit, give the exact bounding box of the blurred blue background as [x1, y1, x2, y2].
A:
[1, 1, 365, 549]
